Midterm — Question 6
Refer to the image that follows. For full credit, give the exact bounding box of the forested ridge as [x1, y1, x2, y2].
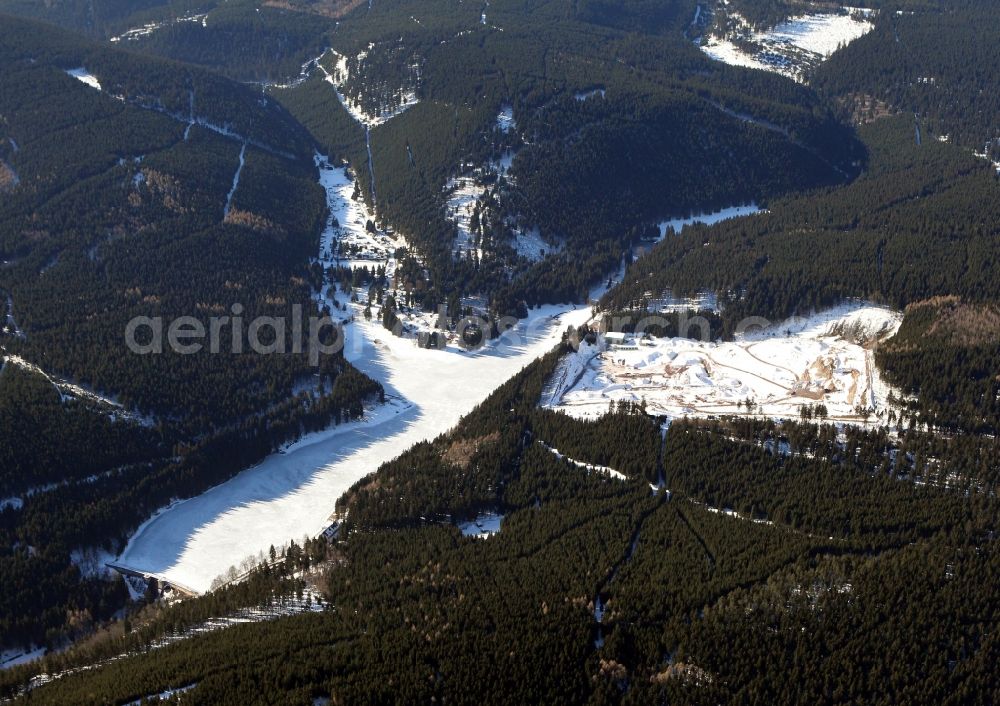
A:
[815, 0, 1000, 160]
[269, 0, 862, 315]
[602, 115, 1000, 322]
[0, 16, 382, 651]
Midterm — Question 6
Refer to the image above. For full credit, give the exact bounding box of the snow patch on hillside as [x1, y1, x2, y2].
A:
[459, 512, 503, 538]
[109, 12, 208, 43]
[2, 354, 153, 426]
[1, 646, 46, 671]
[321, 50, 420, 128]
[541, 442, 627, 481]
[65, 67, 101, 91]
[574, 88, 606, 102]
[496, 104, 515, 133]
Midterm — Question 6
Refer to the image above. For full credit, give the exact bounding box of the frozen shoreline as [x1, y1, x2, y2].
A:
[115, 302, 592, 593]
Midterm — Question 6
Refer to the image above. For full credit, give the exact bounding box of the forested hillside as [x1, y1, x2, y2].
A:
[603, 114, 999, 323]
[815, 0, 1000, 159]
[0, 16, 381, 651]
[6, 350, 996, 704]
[268, 0, 861, 314]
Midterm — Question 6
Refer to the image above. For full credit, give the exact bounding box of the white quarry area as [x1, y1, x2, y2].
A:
[701, 6, 875, 81]
[321, 49, 420, 128]
[65, 67, 101, 91]
[543, 304, 903, 424]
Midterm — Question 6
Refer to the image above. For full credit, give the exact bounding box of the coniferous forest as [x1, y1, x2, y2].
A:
[0, 0, 998, 703]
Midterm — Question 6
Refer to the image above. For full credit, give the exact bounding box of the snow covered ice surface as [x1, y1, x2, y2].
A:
[701, 8, 874, 81]
[116, 299, 593, 592]
[544, 304, 902, 424]
[65, 68, 101, 91]
[657, 203, 762, 239]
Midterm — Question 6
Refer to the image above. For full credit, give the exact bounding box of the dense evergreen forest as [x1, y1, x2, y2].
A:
[6, 351, 996, 704]
[815, 0, 1000, 159]
[602, 116, 1000, 324]
[1, 0, 999, 701]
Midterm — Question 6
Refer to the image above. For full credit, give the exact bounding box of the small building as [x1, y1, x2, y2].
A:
[604, 332, 638, 351]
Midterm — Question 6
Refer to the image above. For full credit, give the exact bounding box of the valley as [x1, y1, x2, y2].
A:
[1, 1, 1000, 703]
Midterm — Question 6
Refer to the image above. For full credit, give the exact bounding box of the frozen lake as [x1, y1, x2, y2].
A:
[116, 303, 592, 593]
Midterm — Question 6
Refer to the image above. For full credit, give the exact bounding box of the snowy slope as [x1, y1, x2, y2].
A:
[65, 68, 101, 91]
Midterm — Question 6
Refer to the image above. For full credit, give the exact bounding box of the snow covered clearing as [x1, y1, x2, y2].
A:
[701, 8, 875, 81]
[444, 171, 486, 260]
[123, 684, 197, 706]
[512, 225, 556, 261]
[314, 153, 401, 290]
[543, 304, 902, 424]
[973, 140, 1000, 174]
[574, 88, 605, 102]
[496, 104, 515, 133]
[3, 293, 24, 338]
[65, 67, 101, 91]
[1, 646, 46, 671]
[443, 106, 557, 264]
[459, 511, 503, 538]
